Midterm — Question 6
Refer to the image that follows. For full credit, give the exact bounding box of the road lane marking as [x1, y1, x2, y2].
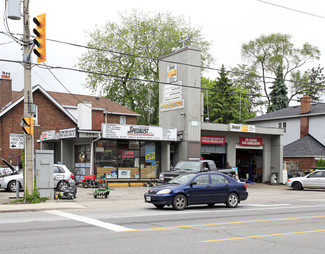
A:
[118, 215, 325, 232]
[201, 229, 325, 242]
[245, 204, 290, 207]
[46, 210, 133, 232]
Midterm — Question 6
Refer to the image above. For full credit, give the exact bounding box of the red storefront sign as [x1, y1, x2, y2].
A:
[240, 137, 263, 146]
[201, 136, 225, 145]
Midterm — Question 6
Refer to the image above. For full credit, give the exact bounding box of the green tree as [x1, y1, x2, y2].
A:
[203, 65, 255, 124]
[267, 66, 288, 113]
[230, 64, 264, 115]
[241, 33, 320, 107]
[290, 65, 325, 102]
[78, 9, 213, 125]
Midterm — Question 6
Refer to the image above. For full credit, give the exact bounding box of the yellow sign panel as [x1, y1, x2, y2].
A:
[241, 125, 248, 132]
[146, 152, 155, 161]
[160, 99, 184, 111]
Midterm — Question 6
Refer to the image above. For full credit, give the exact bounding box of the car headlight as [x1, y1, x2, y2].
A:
[157, 189, 171, 195]
[159, 173, 164, 180]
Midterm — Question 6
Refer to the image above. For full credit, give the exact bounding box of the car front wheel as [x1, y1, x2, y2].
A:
[292, 181, 303, 190]
[226, 193, 239, 208]
[172, 194, 187, 210]
[57, 181, 68, 191]
[7, 181, 19, 192]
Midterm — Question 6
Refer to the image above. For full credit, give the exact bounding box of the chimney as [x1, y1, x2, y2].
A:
[0, 72, 12, 109]
[300, 95, 311, 114]
[300, 95, 310, 138]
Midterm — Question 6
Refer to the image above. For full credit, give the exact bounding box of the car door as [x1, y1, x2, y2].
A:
[187, 174, 211, 204]
[209, 174, 230, 202]
[53, 166, 65, 187]
[306, 171, 325, 188]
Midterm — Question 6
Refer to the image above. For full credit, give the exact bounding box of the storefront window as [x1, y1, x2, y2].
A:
[118, 142, 140, 178]
[95, 140, 159, 179]
[140, 142, 158, 179]
[95, 141, 118, 178]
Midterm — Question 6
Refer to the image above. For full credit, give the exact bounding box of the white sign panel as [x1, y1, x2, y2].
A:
[160, 99, 184, 111]
[41, 130, 56, 141]
[10, 134, 24, 149]
[102, 124, 177, 141]
[59, 128, 77, 139]
[229, 124, 256, 133]
[163, 82, 182, 102]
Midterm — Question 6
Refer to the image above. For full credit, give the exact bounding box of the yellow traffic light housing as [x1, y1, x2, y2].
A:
[22, 117, 34, 136]
[33, 13, 46, 63]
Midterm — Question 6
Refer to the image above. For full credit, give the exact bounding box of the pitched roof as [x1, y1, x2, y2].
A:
[47, 91, 139, 115]
[246, 103, 325, 122]
[1, 85, 139, 117]
[284, 134, 325, 157]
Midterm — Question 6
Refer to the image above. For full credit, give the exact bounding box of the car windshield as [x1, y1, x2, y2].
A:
[174, 161, 201, 171]
[169, 173, 196, 184]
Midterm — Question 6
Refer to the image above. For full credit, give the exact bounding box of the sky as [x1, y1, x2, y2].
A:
[1, 0, 325, 98]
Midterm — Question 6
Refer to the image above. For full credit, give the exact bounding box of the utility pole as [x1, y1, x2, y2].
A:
[23, 0, 34, 195]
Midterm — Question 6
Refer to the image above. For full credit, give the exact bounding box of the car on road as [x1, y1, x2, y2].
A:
[144, 171, 248, 210]
[0, 164, 75, 192]
[286, 170, 325, 190]
[159, 160, 236, 183]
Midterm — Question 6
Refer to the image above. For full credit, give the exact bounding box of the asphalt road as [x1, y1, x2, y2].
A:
[1, 184, 325, 253]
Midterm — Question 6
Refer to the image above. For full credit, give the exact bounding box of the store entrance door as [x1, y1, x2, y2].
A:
[236, 149, 263, 182]
[74, 144, 91, 181]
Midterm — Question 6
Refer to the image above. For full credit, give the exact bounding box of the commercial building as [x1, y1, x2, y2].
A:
[159, 46, 284, 183]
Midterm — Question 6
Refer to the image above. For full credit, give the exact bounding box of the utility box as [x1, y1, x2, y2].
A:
[35, 150, 54, 199]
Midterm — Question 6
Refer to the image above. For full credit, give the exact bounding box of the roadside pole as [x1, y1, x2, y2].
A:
[23, 0, 34, 196]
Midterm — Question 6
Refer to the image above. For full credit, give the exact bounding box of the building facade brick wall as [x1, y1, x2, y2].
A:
[0, 90, 76, 167]
[284, 157, 316, 171]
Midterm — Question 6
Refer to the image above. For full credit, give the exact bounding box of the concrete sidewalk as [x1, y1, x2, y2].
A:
[1, 183, 325, 213]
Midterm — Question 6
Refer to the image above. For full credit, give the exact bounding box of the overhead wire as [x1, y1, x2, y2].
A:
[1, 30, 323, 87]
[0, 58, 319, 104]
[257, 0, 325, 19]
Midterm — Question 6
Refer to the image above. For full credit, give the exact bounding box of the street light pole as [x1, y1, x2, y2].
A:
[23, 0, 34, 195]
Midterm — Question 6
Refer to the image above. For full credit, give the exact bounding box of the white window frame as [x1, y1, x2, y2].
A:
[120, 115, 126, 125]
[278, 121, 286, 133]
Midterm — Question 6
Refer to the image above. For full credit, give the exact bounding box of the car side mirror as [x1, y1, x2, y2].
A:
[190, 181, 197, 187]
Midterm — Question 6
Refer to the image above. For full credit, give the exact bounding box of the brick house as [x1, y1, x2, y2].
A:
[246, 95, 325, 172]
[0, 74, 139, 172]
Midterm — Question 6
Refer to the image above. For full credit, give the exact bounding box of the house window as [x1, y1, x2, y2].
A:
[278, 122, 286, 133]
[120, 116, 126, 125]
[32, 104, 38, 125]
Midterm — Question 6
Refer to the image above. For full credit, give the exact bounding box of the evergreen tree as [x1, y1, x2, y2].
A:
[204, 65, 255, 124]
[267, 66, 288, 113]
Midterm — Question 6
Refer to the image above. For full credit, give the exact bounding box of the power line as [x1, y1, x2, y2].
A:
[0, 58, 320, 104]
[1, 30, 323, 87]
[257, 0, 325, 19]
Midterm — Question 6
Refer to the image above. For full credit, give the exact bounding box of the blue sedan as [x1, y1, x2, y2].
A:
[144, 172, 248, 210]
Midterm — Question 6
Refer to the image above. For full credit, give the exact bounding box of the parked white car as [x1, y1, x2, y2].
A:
[286, 170, 325, 190]
[0, 164, 74, 192]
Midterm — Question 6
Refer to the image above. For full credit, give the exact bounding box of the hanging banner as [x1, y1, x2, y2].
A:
[240, 137, 263, 146]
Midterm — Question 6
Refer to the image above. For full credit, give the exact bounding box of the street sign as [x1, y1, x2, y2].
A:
[9, 133, 24, 149]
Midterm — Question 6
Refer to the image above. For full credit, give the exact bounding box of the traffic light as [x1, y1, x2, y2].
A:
[22, 117, 34, 136]
[32, 13, 46, 63]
